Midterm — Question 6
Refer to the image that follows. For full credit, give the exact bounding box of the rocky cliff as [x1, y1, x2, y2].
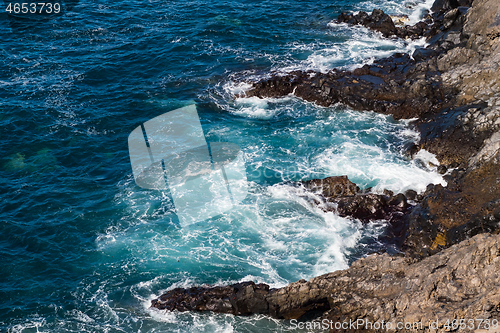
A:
[152, 0, 500, 330]
[246, 0, 500, 258]
[153, 233, 500, 332]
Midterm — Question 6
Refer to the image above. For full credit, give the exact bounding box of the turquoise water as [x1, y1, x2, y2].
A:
[1, 0, 443, 332]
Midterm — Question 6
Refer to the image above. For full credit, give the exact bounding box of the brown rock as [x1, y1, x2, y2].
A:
[152, 234, 500, 331]
[303, 175, 358, 198]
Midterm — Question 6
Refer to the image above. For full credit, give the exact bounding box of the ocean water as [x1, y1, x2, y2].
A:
[0, 0, 443, 332]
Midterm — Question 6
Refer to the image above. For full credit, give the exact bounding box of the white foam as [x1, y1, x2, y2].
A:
[266, 183, 361, 276]
[224, 81, 253, 97]
[316, 143, 446, 194]
[351, 0, 434, 26]
[146, 307, 179, 324]
[269, 0, 435, 75]
[276, 23, 430, 74]
[232, 96, 294, 119]
[408, 0, 436, 25]
[67, 309, 95, 324]
[111, 105, 445, 307]
[9, 318, 46, 333]
[414, 148, 441, 168]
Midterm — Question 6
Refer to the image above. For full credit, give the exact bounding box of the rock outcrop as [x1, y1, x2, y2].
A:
[245, 0, 500, 257]
[302, 175, 411, 223]
[152, 0, 500, 329]
[245, 0, 476, 121]
[245, 52, 452, 121]
[337, 8, 437, 40]
[302, 175, 359, 198]
[153, 233, 500, 332]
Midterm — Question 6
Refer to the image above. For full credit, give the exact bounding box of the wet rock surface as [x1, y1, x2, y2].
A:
[404, 158, 500, 257]
[151, 282, 270, 315]
[302, 175, 359, 198]
[336, 9, 398, 38]
[336, 8, 441, 40]
[153, 233, 500, 331]
[246, 52, 452, 120]
[302, 175, 411, 224]
[334, 192, 409, 221]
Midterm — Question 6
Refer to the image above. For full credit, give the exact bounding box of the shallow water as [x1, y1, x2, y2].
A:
[1, 0, 442, 331]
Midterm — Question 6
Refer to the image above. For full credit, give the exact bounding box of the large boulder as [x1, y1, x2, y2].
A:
[335, 193, 409, 221]
[431, 0, 460, 13]
[337, 9, 397, 38]
[302, 176, 410, 223]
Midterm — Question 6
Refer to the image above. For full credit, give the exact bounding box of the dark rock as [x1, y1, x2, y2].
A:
[443, 174, 454, 182]
[405, 189, 418, 201]
[152, 234, 500, 326]
[431, 0, 459, 13]
[366, 9, 398, 37]
[335, 194, 390, 221]
[337, 9, 397, 38]
[337, 8, 439, 40]
[437, 165, 448, 174]
[302, 176, 411, 224]
[401, 21, 429, 38]
[416, 103, 490, 166]
[443, 8, 460, 29]
[412, 47, 437, 61]
[151, 282, 270, 315]
[247, 52, 451, 120]
[405, 142, 421, 158]
[383, 189, 394, 197]
[404, 159, 500, 256]
[450, 168, 461, 178]
[388, 193, 408, 210]
[302, 175, 357, 197]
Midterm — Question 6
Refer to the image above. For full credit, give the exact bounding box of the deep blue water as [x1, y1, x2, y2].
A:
[1, 0, 442, 332]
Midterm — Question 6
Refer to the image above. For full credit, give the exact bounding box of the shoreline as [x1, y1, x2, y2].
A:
[152, 0, 500, 330]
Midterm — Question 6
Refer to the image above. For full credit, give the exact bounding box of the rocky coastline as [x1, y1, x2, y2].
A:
[152, 0, 500, 330]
